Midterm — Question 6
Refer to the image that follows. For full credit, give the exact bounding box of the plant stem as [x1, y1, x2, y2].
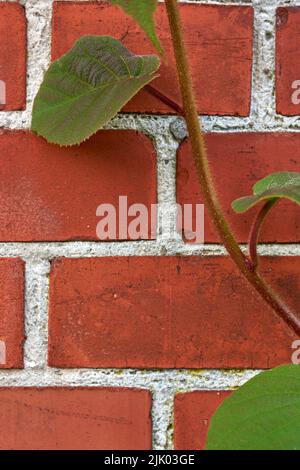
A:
[249, 199, 279, 269]
[145, 84, 184, 114]
[165, 0, 300, 336]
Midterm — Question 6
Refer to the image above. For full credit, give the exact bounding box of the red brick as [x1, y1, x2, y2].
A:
[0, 258, 24, 369]
[0, 388, 152, 450]
[0, 130, 156, 241]
[52, 1, 253, 116]
[49, 256, 299, 369]
[177, 134, 300, 243]
[174, 391, 231, 450]
[0, 3, 26, 110]
[276, 8, 300, 115]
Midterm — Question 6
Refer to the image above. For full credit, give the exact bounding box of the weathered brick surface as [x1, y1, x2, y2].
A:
[0, 131, 156, 241]
[0, 0, 299, 451]
[174, 391, 231, 450]
[52, 1, 253, 116]
[0, 388, 152, 450]
[49, 256, 299, 369]
[0, 3, 26, 110]
[276, 7, 300, 115]
[0, 258, 25, 369]
[177, 134, 300, 243]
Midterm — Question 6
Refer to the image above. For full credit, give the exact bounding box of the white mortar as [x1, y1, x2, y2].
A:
[0, 0, 299, 449]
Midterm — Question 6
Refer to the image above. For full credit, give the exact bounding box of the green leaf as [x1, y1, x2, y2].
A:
[206, 365, 300, 450]
[31, 36, 160, 146]
[232, 171, 300, 213]
[110, 0, 162, 53]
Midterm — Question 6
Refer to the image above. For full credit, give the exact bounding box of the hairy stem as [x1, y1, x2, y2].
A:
[165, 0, 300, 336]
[145, 84, 183, 114]
[249, 199, 279, 269]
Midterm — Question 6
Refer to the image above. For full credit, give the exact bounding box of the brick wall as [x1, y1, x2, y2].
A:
[0, 0, 299, 450]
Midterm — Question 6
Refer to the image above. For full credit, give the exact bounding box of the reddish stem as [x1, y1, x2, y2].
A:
[145, 84, 184, 114]
[165, 0, 300, 336]
[249, 199, 279, 269]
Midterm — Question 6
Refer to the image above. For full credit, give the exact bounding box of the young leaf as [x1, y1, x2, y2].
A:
[31, 36, 160, 146]
[206, 365, 300, 450]
[110, 0, 162, 54]
[232, 171, 300, 213]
